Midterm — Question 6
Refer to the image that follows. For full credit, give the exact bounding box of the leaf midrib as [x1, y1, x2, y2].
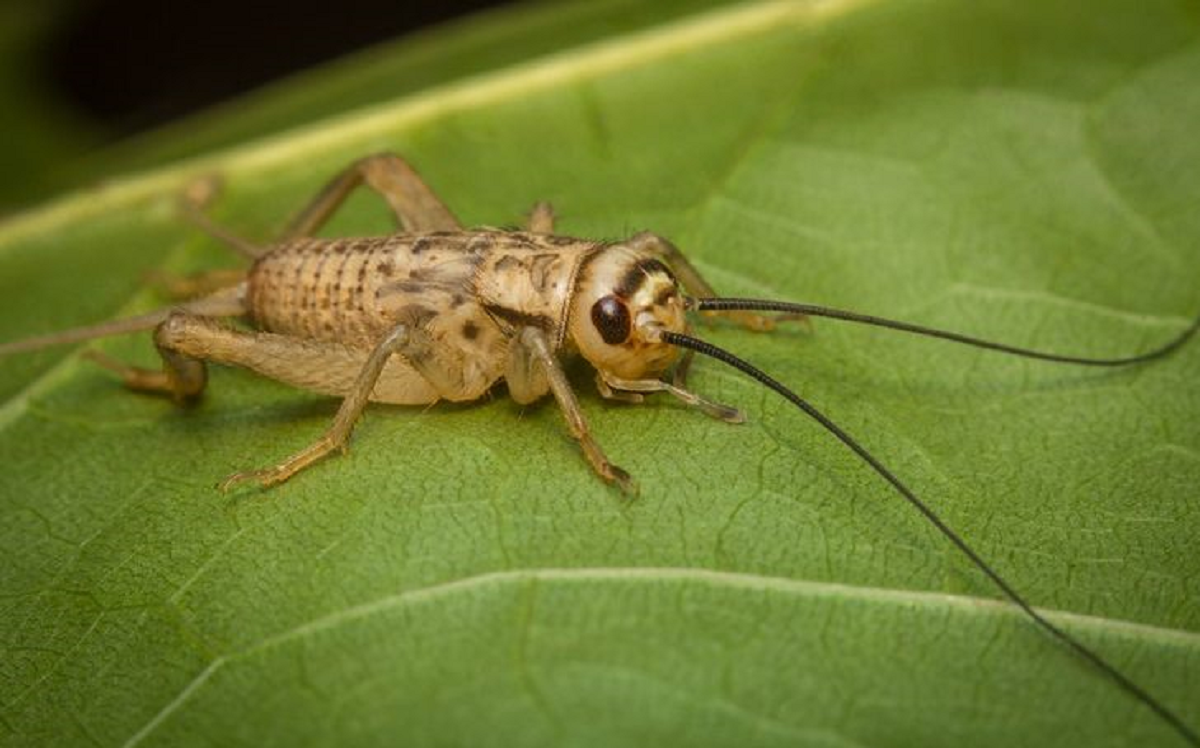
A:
[253, 567, 1200, 647]
[115, 565, 1197, 747]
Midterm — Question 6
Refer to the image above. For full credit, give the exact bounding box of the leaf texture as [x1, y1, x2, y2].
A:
[1, 1, 1198, 746]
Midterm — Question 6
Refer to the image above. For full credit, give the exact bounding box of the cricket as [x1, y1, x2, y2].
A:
[2, 152, 1198, 744]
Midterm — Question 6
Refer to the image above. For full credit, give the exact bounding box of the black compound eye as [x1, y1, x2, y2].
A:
[590, 295, 632, 345]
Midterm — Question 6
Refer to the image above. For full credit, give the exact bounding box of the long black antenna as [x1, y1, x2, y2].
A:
[694, 298, 1200, 365]
[660, 330, 1199, 746]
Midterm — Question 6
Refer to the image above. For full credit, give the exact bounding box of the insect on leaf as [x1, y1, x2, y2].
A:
[1, 1, 1198, 746]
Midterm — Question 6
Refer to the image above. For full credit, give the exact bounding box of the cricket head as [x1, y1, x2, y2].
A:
[568, 245, 687, 379]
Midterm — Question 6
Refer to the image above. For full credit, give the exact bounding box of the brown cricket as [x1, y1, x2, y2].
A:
[1, 153, 1197, 744]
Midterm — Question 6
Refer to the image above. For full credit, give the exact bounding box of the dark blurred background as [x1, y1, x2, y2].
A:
[5, 0, 721, 210]
[48, 0, 515, 139]
[0, 0, 518, 210]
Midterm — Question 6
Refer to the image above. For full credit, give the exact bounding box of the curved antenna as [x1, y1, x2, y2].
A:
[660, 329, 1199, 747]
[693, 298, 1200, 365]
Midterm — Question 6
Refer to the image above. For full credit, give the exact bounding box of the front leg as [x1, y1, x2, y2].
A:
[597, 372, 745, 424]
[510, 327, 634, 494]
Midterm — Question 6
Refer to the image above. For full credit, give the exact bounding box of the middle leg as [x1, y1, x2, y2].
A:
[220, 323, 416, 490]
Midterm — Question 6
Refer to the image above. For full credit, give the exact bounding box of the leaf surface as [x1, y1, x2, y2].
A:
[1, 1, 1199, 746]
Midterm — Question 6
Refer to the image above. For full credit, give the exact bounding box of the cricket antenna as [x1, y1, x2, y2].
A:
[660, 329, 1199, 747]
[0, 285, 247, 358]
[0, 310, 172, 357]
[694, 298, 1200, 365]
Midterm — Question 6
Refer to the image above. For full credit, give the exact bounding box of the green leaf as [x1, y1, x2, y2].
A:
[2, 1, 1199, 746]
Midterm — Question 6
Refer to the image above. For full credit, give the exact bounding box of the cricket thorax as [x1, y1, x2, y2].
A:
[567, 245, 686, 379]
[469, 231, 596, 344]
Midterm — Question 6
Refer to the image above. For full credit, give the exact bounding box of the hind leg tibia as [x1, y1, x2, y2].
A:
[281, 153, 461, 240]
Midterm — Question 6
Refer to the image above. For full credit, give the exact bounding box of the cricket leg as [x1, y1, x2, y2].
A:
[596, 372, 745, 424]
[142, 309, 498, 489]
[281, 153, 461, 239]
[84, 344, 207, 401]
[511, 326, 634, 494]
[178, 175, 265, 259]
[75, 285, 250, 395]
[90, 311, 419, 488]
[83, 319, 212, 402]
[145, 268, 246, 300]
[220, 323, 416, 491]
[626, 231, 806, 332]
[526, 201, 556, 233]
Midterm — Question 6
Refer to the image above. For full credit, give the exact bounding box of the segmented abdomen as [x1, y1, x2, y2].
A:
[245, 230, 590, 350]
[247, 236, 423, 348]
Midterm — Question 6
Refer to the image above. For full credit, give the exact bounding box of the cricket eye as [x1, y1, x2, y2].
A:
[590, 295, 631, 345]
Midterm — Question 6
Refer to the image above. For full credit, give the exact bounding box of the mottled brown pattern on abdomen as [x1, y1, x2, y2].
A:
[246, 230, 596, 350]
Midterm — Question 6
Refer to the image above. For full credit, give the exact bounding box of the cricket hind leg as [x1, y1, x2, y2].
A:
[85, 340, 207, 402]
[212, 308, 491, 490]
[146, 268, 246, 301]
[71, 286, 248, 396]
[138, 308, 496, 489]
[180, 153, 461, 257]
[121, 312, 421, 490]
[178, 176, 265, 259]
[280, 153, 462, 240]
[84, 310, 265, 402]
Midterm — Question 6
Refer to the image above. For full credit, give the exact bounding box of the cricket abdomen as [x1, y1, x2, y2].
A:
[245, 231, 548, 404]
[246, 233, 481, 348]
